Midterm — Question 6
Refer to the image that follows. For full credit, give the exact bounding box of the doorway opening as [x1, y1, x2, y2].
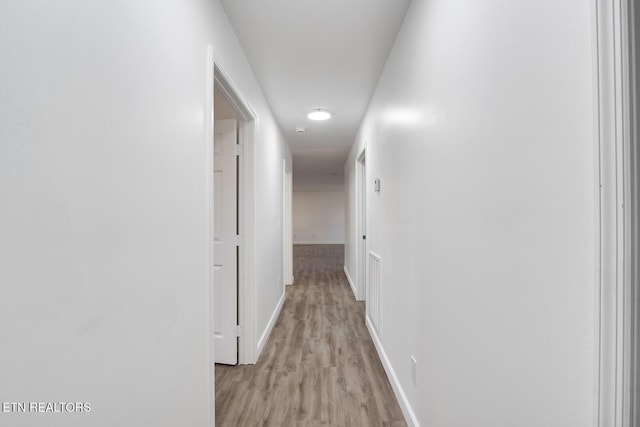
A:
[356, 149, 367, 302]
[212, 65, 257, 366]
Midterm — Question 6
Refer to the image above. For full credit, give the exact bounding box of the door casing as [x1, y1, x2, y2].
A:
[593, 0, 639, 425]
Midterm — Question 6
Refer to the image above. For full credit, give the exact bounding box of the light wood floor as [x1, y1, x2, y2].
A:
[215, 244, 407, 426]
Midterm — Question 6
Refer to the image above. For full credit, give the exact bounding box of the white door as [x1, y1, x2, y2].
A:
[214, 119, 238, 365]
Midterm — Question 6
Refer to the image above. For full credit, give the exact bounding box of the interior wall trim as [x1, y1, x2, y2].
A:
[256, 292, 285, 357]
[366, 316, 420, 427]
[344, 265, 358, 300]
[593, 0, 636, 425]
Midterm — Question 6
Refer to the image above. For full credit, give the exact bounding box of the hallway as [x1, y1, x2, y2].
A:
[215, 245, 406, 426]
[3, 2, 638, 426]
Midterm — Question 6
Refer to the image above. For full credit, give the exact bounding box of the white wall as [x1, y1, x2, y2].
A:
[293, 191, 345, 244]
[0, 1, 290, 426]
[345, 1, 596, 426]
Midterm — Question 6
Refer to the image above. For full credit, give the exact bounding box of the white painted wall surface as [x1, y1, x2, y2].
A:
[0, 2, 216, 426]
[0, 1, 290, 426]
[293, 191, 345, 244]
[345, 1, 596, 426]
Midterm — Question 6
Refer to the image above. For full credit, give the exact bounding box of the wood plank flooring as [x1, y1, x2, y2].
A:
[215, 244, 407, 426]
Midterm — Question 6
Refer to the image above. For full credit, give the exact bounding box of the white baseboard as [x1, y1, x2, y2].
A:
[293, 241, 345, 245]
[343, 265, 358, 300]
[285, 275, 294, 285]
[256, 292, 285, 359]
[366, 316, 420, 427]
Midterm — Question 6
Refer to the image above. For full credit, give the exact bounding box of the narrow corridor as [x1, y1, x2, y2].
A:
[215, 245, 406, 426]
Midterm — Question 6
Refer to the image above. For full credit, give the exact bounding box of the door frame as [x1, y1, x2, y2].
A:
[627, 1, 639, 421]
[356, 147, 367, 302]
[628, 2, 639, 421]
[593, 0, 638, 425]
[283, 160, 293, 286]
[210, 60, 258, 366]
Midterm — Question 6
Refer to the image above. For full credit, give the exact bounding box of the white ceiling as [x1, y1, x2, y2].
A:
[219, 0, 412, 188]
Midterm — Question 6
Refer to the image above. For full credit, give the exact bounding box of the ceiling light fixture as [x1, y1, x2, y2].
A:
[307, 109, 332, 121]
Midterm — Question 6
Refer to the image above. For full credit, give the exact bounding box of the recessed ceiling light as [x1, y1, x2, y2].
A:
[307, 109, 331, 121]
[295, 127, 306, 133]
